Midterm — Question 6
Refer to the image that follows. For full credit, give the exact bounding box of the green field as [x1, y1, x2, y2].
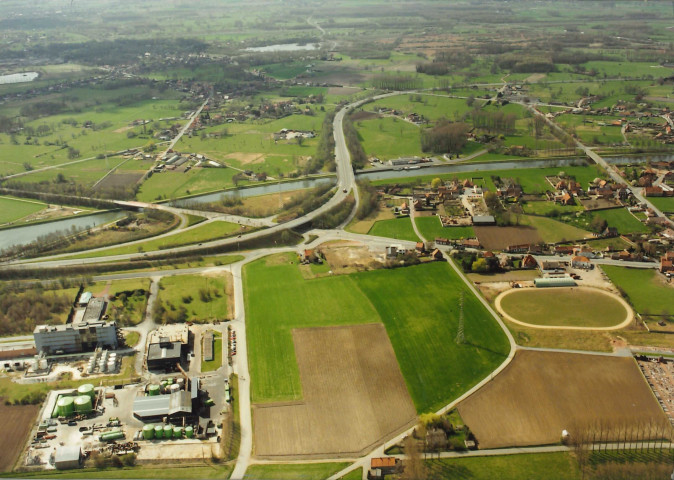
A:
[521, 201, 584, 216]
[158, 274, 230, 323]
[137, 168, 243, 202]
[201, 331, 223, 372]
[243, 462, 350, 480]
[368, 217, 420, 242]
[602, 266, 674, 316]
[595, 208, 649, 234]
[368, 95, 477, 122]
[424, 452, 580, 480]
[499, 288, 628, 328]
[0, 196, 47, 225]
[68, 220, 243, 258]
[415, 216, 474, 241]
[647, 196, 674, 213]
[523, 215, 592, 243]
[356, 116, 424, 160]
[244, 255, 510, 412]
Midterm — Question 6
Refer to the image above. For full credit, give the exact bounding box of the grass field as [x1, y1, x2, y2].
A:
[158, 273, 231, 323]
[647, 196, 674, 213]
[415, 216, 474, 241]
[137, 168, 243, 202]
[243, 462, 350, 480]
[523, 215, 592, 243]
[368, 217, 420, 242]
[0, 196, 47, 225]
[595, 208, 649, 234]
[68, 220, 243, 258]
[498, 287, 629, 328]
[356, 116, 424, 160]
[458, 350, 667, 448]
[602, 266, 674, 316]
[244, 254, 510, 413]
[201, 331, 223, 373]
[424, 452, 581, 480]
[367, 95, 477, 122]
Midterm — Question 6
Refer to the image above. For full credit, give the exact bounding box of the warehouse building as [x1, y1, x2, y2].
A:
[147, 337, 183, 371]
[534, 277, 577, 288]
[33, 320, 118, 354]
[82, 297, 106, 323]
[133, 378, 199, 420]
[54, 446, 82, 470]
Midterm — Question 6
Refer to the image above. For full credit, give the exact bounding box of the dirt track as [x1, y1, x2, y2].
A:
[253, 324, 417, 458]
[458, 350, 667, 449]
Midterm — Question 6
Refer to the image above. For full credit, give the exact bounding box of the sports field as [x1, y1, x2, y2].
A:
[497, 287, 630, 329]
[602, 266, 674, 316]
[458, 350, 667, 448]
[253, 324, 416, 457]
[244, 255, 510, 413]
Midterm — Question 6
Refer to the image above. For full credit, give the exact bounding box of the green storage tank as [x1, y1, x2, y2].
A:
[163, 425, 173, 438]
[185, 426, 194, 438]
[154, 425, 164, 439]
[148, 384, 160, 396]
[173, 426, 183, 439]
[99, 429, 124, 442]
[57, 396, 74, 417]
[77, 383, 96, 400]
[142, 425, 155, 440]
[167, 378, 173, 386]
[74, 395, 93, 413]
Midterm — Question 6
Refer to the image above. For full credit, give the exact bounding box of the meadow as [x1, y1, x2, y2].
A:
[243, 463, 351, 480]
[158, 274, 231, 323]
[595, 208, 649, 234]
[415, 216, 474, 242]
[0, 196, 47, 225]
[602, 266, 674, 316]
[368, 217, 420, 242]
[244, 255, 510, 413]
[356, 115, 424, 160]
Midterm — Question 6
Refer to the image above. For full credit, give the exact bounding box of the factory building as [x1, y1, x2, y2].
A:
[33, 320, 118, 354]
[54, 446, 82, 470]
[147, 337, 183, 371]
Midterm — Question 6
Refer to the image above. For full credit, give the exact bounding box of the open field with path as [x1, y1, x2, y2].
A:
[253, 324, 416, 457]
[458, 350, 667, 448]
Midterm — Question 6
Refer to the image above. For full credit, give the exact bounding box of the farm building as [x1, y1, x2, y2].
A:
[571, 256, 592, 269]
[534, 277, 577, 288]
[472, 215, 496, 226]
[54, 446, 82, 470]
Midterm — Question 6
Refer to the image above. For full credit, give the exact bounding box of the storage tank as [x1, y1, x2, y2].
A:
[99, 429, 124, 442]
[154, 425, 164, 439]
[167, 378, 173, 386]
[170, 384, 181, 393]
[77, 384, 96, 400]
[163, 425, 173, 439]
[56, 396, 74, 417]
[173, 426, 183, 439]
[148, 385, 160, 396]
[143, 425, 155, 440]
[74, 395, 93, 413]
[185, 426, 194, 438]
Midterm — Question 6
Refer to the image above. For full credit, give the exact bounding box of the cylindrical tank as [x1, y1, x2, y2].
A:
[99, 429, 124, 442]
[160, 380, 168, 387]
[163, 425, 173, 438]
[170, 384, 181, 393]
[77, 384, 96, 400]
[74, 395, 93, 413]
[167, 378, 173, 385]
[154, 425, 164, 439]
[173, 426, 183, 439]
[148, 385, 160, 396]
[57, 396, 74, 417]
[143, 425, 155, 440]
[185, 426, 194, 438]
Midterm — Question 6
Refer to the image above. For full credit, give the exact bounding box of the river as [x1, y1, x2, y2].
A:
[0, 211, 125, 250]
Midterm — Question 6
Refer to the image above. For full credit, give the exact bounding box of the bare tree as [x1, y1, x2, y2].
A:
[401, 435, 427, 480]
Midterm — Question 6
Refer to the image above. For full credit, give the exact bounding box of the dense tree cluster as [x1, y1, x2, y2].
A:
[355, 180, 379, 220]
[421, 121, 470, 154]
[0, 286, 72, 335]
[472, 109, 517, 135]
[305, 110, 336, 174]
[343, 113, 367, 170]
[371, 74, 422, 91]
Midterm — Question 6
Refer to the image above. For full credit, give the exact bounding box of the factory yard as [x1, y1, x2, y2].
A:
[458, 350, 667, 449]
[253, 324, 417, 458]
[0, 403, 40, 471]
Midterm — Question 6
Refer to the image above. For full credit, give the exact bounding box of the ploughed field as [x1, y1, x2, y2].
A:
[0, 403, 39, 471]
[253, 324, 417, 458]
[458, 350, 667, 449]
[473, 226, 541, 250]
[498, 287, 630, 328]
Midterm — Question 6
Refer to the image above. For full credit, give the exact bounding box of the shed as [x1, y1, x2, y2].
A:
[78, 292, 92, 307]
[54, 446, 81, 470]
[472, 215, 496, 225]
[534, 277, 577, 288]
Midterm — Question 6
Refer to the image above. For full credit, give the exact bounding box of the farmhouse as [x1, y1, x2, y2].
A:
[662, 251, 674, 274]
[571, 255, 592, 269]
[522, 254, 538, 269]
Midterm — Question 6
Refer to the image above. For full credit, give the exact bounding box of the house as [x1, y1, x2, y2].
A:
[522, 254, 538, 269]
[644, 186, 664, 197]
[600, 227, 619, 238]
[430, 248, 444, 260]
[461, 238, 481, 248]
[506, 244, 530, 253]
[540, 261, 565, 273]
[571, 255, 592, 269]
[661, 228, 674, 240]
[370, 457, 401, 474]
[573, 245, 601, 259]
[555, 190, 573, 205]
[386, 246, 399, 258]
[415, 242, 426, 254]
[661, 251, 674, 274]
[483, 251, 495, 258]
[554, 245, 574, 256]
[435, 237, 451, 246]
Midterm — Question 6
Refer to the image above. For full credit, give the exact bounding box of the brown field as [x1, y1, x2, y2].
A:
[0, 403, 39, 471]
[458, 350, 667, 449]
[474, 226, 541, 250]
[94, 171, 145, 190]
[327, 86, 362, 96]
[253, 324, 417, 458]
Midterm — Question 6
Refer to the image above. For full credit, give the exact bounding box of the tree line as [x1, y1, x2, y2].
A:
[343, 112, 367, 170]
[305, 110, 336, 174]
[472, 109, 518, 135]
[371, 74, 422, 91]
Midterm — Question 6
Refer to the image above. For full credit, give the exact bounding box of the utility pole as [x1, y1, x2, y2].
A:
[455, 291, 465, 344]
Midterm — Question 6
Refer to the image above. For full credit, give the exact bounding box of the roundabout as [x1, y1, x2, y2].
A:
[495, 286, 633, 331]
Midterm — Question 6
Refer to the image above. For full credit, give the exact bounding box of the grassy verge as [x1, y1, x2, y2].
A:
[243, 462, 350, 480]
[123, 331, 140, 347]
